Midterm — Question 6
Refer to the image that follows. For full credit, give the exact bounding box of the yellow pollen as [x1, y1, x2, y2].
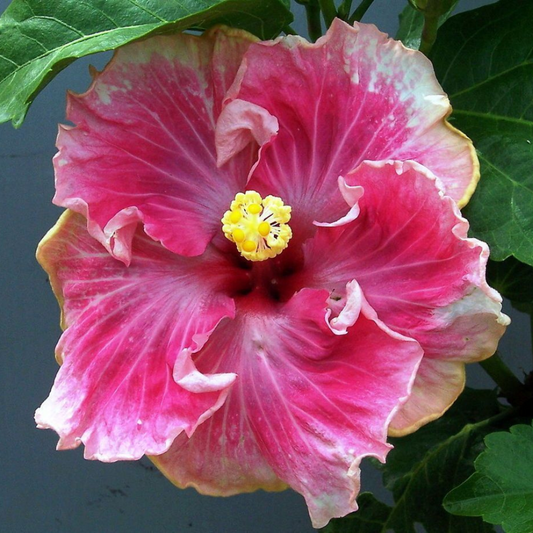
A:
[258, 221, 270, 237]
[221, 190, 292, 262]
[243, 240, 257, 252]
[232, 228, 245, 243]
[247, 203, 262, 215]
[229, 210, 242, 223]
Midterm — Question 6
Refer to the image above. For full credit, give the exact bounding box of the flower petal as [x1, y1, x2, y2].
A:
[151, 283, 422, 528]
[54, 26, 258, 263]
[215, 99, 279, 168]
[388, 359, 466, 436]
[314, 178, 364, 228]
[389, 287, 510, 434]
[221, 18, 476, 239]
[35, 211, 243, 461]
[295, 160, 508, 433]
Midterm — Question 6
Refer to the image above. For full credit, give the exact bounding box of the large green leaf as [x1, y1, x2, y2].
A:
[430, 0, 533, 265]
[444, 423, 533, 533]
[0, 0, 292, 127]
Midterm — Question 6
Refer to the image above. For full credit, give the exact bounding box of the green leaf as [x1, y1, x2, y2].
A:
[396, 5, 425, 49]
[320, 493, 392, 533]
[444, 423, 533, 533]
[487, 257, 533, 313]
[0, 0, 293, 127]
[430, 0, 533, 266]
[396, 0, 458, 50]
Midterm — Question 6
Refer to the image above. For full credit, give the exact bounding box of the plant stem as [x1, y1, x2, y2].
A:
[305, 0, 323, 42]
[349, 0, 376, 23]
[318, 0, 338, 27]
[419, 12, 439, 55]
[476, 402, 522, 431]
[480, 352, 525, 402]
[338, 0, 354, 20]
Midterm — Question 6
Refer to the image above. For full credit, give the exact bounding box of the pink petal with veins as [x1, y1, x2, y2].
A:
[219, 18, 476, 245]
[35, 211, 245, 461]
[152, 283, 422, 528]
[54, 27, 258, 263]
[295, 160, 508, 434]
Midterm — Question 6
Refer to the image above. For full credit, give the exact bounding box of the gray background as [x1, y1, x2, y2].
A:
[0, 0, 526, 532]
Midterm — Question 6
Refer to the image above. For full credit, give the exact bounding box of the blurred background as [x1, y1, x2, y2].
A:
[0, 0, 525, 531]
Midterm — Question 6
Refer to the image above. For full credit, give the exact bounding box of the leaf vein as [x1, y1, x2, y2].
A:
[450, 61, 533, 100]
[454, 109, 533, 129]
[28, 16, 86, 37]
[125, 0, 172, 22]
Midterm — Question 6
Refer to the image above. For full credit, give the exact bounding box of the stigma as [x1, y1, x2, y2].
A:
[222, 191, 292, 262]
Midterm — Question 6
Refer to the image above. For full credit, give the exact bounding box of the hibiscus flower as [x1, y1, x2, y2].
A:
[35, 20, 508, 527]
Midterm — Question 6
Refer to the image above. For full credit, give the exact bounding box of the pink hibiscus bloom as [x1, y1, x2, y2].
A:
[36, 20, 508, 527]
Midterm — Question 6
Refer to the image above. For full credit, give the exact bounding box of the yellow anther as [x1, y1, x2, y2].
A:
[221, 190, 292, 262]
[242, 240, 257, 253]
[232, 228, 245, 243]
[258, 221, 270, 237]
[229, 210, 242, 223]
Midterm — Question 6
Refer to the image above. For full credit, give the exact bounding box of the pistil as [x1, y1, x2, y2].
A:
[222, 191, 292, 262]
